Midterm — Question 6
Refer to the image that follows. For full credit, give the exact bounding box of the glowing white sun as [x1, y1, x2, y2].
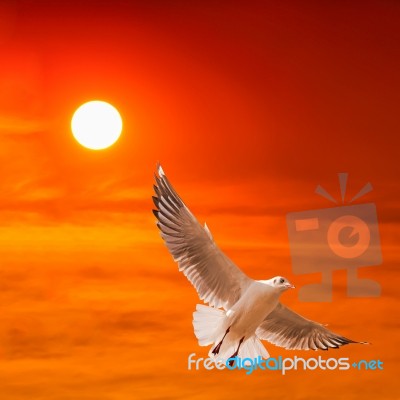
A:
[71, 101, 123, 150]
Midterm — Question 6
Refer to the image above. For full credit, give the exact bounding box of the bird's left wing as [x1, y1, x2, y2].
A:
[152, 165, 253, 310]
[256, 303, 365, 350]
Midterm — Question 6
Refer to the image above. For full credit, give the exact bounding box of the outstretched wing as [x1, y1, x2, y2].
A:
[256, 303, 365, 350]
[152, 164, 253, 310]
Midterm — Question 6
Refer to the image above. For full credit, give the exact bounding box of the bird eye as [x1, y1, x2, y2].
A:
[279, 278, 284, 284]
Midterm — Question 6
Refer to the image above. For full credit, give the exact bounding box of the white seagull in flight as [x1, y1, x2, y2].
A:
[152, 165, 366, 364]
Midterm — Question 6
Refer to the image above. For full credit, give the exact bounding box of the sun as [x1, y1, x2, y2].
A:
[71, 101, 123, 150]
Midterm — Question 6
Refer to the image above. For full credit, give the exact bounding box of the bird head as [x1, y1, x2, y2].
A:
[270, 276, 295, 292]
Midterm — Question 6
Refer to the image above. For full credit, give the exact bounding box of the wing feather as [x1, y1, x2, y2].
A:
[153, 164, 252, 309]
[256, 303, 364, 350]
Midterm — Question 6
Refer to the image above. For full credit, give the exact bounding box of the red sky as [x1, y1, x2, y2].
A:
[0, 1, 399, 399]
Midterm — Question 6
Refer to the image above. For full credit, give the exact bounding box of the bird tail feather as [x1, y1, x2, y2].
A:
[239, 336, 270, 360]
[193, 304, 225, 346]
[193, 304, 270, 364]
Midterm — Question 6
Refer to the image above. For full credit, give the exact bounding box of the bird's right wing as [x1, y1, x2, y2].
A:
[153, 165, 253, 310]
[256, 303, 364, 350]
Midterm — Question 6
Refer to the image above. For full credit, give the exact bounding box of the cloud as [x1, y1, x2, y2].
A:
[0, 115, 47, 136]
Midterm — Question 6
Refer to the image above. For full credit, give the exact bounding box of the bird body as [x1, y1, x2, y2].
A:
[225, 281, 280, 339]
[194, 280, 282, 361]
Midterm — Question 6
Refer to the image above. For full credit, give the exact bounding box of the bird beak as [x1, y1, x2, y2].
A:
[285, 283, 295, 289]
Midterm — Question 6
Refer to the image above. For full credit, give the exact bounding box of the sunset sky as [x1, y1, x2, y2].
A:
[0, 1, 399, 399]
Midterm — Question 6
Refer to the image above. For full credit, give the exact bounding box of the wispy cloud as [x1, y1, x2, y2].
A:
[0, 115, 47, 136]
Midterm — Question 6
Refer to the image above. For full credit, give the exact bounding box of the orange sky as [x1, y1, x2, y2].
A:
[0, 1, 399, 399]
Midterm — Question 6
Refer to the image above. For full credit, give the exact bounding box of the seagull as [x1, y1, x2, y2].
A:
[152, 165, 366, 364]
